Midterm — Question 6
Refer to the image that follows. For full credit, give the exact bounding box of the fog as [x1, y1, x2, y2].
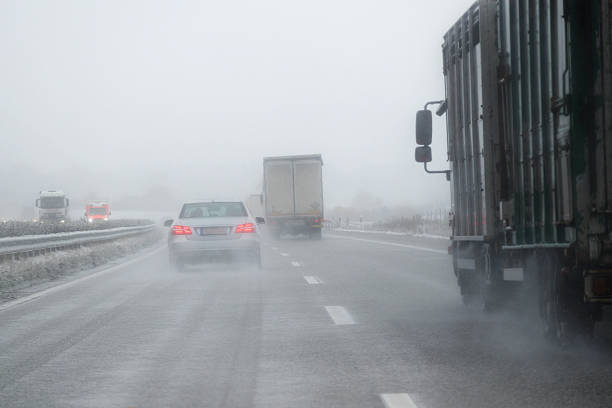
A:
[0, 0, 474, 217]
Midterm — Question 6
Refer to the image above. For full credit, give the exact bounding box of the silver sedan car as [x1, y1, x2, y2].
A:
[166, 201, 263, 270]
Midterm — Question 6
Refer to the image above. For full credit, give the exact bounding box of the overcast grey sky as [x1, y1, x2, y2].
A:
[1, 0, 474, 215]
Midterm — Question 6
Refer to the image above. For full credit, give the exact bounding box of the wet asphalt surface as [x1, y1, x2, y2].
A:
[1, 231, 612, 407]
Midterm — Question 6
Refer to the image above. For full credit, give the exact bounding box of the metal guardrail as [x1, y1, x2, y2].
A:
[0, 224, 155, 261]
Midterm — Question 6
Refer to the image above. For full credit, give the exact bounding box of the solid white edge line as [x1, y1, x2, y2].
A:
[304, 276, 322, 285]
[380, 393, 419, 408]
[291, 261, 301, 267]
[0, 245, 167, 313]
[324, 305, 355, 325]
[327, 234, 447, 255]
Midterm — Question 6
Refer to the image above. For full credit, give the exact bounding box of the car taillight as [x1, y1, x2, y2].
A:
[172, 225, 192, 235]
[235, 223, 255, 233]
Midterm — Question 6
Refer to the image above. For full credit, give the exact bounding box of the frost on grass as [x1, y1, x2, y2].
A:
[0, 228, 164, 300]
[0, 219, 153, 238]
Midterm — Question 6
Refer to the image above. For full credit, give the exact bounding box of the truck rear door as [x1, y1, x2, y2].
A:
[294, 159, 323, 217]
[264, 161, 294, 216]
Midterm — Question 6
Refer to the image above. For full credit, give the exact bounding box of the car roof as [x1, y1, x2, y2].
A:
[182, 200, 244, 205]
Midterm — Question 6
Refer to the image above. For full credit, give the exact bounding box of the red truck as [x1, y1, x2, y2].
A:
[85, 202, 111, 223]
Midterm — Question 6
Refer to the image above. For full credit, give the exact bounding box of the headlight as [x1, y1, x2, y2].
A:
[60, 219, 65, 223]
[88, 218, 93, 223]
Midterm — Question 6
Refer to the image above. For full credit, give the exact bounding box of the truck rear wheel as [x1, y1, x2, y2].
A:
[310, 229, 322, 240]
[273, 227, 282, 240]
[539, 254, 593, 345]
[458, 245, 504, 311]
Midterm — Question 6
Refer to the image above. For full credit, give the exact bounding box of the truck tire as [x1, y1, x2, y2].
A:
[169, 254, 185, 272]
[459, 245, 503, 311]
[539, 254, 593, 345]
[310, 229, 322, 240]
[273, 227, 282, 240]
[254, 250, 262, 270]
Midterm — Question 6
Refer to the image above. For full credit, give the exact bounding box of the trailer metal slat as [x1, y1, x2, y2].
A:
[604, 0, 612, 210]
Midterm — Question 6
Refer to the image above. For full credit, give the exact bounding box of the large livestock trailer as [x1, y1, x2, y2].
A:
[415, 0, 612, 342]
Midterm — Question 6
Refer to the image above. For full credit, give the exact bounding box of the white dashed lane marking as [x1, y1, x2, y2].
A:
[280, 253, 289, 257]
[324, 306, 355, 325]
[304, 276, 323, 285]
[380, 394, 419, 408]
[271, 246, 278, 250]
[291, 261, 301, 267]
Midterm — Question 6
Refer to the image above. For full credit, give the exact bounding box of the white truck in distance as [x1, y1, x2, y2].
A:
[35, 190, 70, 223]
[263, 154, 324, 239]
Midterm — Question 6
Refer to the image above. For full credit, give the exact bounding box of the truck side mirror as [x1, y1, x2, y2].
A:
[66, 198, 70, 207]
[35, 199, 40, 207]
[416, 109, 432, 145]
[415, 146, 432, 163]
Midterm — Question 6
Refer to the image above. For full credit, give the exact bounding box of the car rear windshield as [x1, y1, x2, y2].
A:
[180, 202, 247, 218]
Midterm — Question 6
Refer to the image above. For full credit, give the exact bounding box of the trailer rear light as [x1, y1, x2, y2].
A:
[592, 277, 612, 297]
[235, 223, 255, 233]
[172, 225, 192, 235]
[314, 218, 319, 223]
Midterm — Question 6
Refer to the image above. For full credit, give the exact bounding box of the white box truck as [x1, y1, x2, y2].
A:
[263, 154, 324, 239]
[35, 190, 70, 223]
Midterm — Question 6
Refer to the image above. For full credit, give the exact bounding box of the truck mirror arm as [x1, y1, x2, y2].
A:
[424, 162, 451, 181]
[423, 100, 447, 116]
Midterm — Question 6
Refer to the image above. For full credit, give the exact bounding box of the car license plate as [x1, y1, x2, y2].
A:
[199, 227, 228, 235]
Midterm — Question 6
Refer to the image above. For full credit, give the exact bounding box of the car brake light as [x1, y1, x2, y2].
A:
[172, 225, 192, 235]
[235, 223, 255, 233]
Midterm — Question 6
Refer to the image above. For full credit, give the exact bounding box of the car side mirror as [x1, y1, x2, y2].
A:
[415, 146, 432, 163]
[416, 109, 432, 146]
[255, 217, 265, 224]
[163, 219, 173, 227]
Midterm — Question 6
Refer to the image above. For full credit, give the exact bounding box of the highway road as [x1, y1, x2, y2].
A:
[2, 232, 612, 407]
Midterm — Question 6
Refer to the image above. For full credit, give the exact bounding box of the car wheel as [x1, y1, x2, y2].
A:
[169, 255, 184, 271]
[253, 250, 262, 270]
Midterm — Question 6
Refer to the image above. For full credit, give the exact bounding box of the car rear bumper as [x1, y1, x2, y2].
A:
[169, 238, 260, 262]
